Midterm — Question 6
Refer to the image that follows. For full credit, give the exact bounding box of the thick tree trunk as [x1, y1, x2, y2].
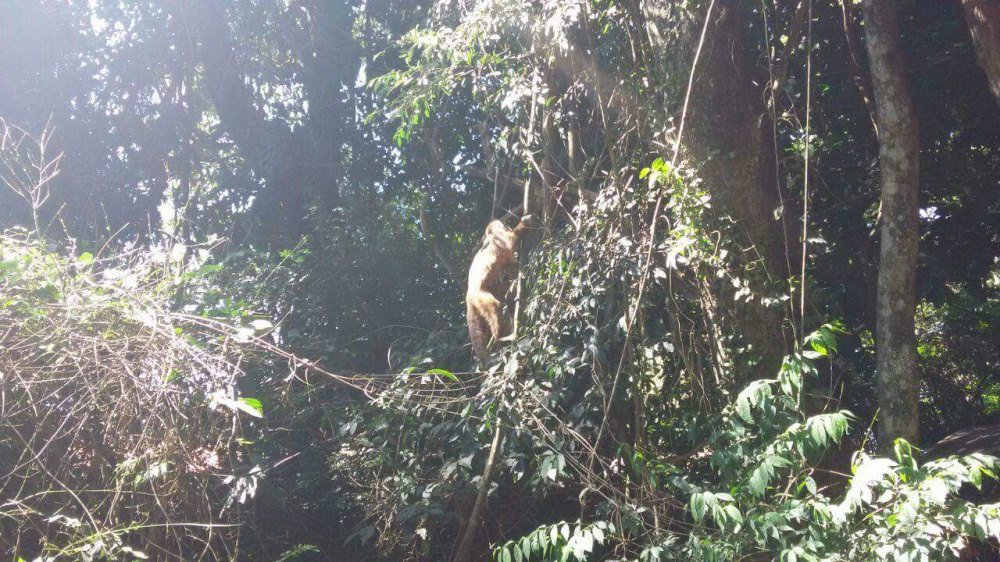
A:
[963, 0, 1000, 107]
[682, 1, 792, 281]
[642, 0, 794, 378]
[186, 0, 304, 239]
[863, 0, 921, 448]
[178, 0, 348, 242]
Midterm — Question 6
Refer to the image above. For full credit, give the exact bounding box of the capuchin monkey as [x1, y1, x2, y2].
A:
[466, 214, 539, 364]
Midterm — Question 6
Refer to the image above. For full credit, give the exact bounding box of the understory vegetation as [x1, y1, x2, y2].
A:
[2, 0, 1000, 561]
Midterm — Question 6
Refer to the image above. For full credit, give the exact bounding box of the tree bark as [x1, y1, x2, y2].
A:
[682, 1, 793, 280]
[642, 0, 794, 378]
[863, 0, 921, 448]
[963, 0, 1000, 107]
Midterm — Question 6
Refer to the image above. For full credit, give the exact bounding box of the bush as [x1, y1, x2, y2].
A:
[0, 229, 264, 560]
[492, 342, 1000, 562]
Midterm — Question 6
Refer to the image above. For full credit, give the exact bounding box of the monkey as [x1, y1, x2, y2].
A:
[466, 215, 539, 364]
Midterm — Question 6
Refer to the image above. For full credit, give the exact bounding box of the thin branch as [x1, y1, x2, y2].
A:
[800, 0, 813, 340]
[453, 424, 504, 562]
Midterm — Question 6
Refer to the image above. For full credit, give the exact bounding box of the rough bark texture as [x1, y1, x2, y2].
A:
[681, 1, 792, 280]
[963, 0, 1000, 107]
[642, 0, 794, 378]
[863, 0, 921, 448]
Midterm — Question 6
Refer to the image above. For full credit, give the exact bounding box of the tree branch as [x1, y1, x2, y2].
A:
[841, 0, 880, 137]
[771, 0, 811, 101]
[453, 425, 504, 562]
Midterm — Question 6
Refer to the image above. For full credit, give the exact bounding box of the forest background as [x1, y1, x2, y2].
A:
[2, 0, 1000, 560]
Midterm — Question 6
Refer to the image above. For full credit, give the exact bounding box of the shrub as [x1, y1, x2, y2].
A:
[0, 230, 265, 560]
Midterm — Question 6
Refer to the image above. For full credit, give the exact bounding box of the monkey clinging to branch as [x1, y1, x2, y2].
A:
[466, 215, 539, 364]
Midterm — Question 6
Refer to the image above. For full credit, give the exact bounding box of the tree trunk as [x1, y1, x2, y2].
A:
[185, 0, 303, 239]
[963, 0, 1000, 107]
[179, 0, 348, 242]
[863, 0, 921, 448]
[642, 0, 794, 379]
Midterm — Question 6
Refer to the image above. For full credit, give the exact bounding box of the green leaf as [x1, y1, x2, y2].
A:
[237, 397, 264, 418]
[802, 349, 824, 360]
[427, 368, 459, 382]
[538, 528, 550, 551]
[803, 477, 818, 496]
[691, 493, 707, 522]
[276, 544, 319, 562]
[724, 504, 743, 525]
[591, 525, 605, 544]
[810, 418, 827, 446]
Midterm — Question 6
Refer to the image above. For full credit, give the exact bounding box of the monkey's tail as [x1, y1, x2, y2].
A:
[467, 309, 490, 365]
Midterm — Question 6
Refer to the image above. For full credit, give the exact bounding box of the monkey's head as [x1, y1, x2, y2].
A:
[483, 220, 512, 238]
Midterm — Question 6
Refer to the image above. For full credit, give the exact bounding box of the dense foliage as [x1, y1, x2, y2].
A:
[2, 0, 1000, 561]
